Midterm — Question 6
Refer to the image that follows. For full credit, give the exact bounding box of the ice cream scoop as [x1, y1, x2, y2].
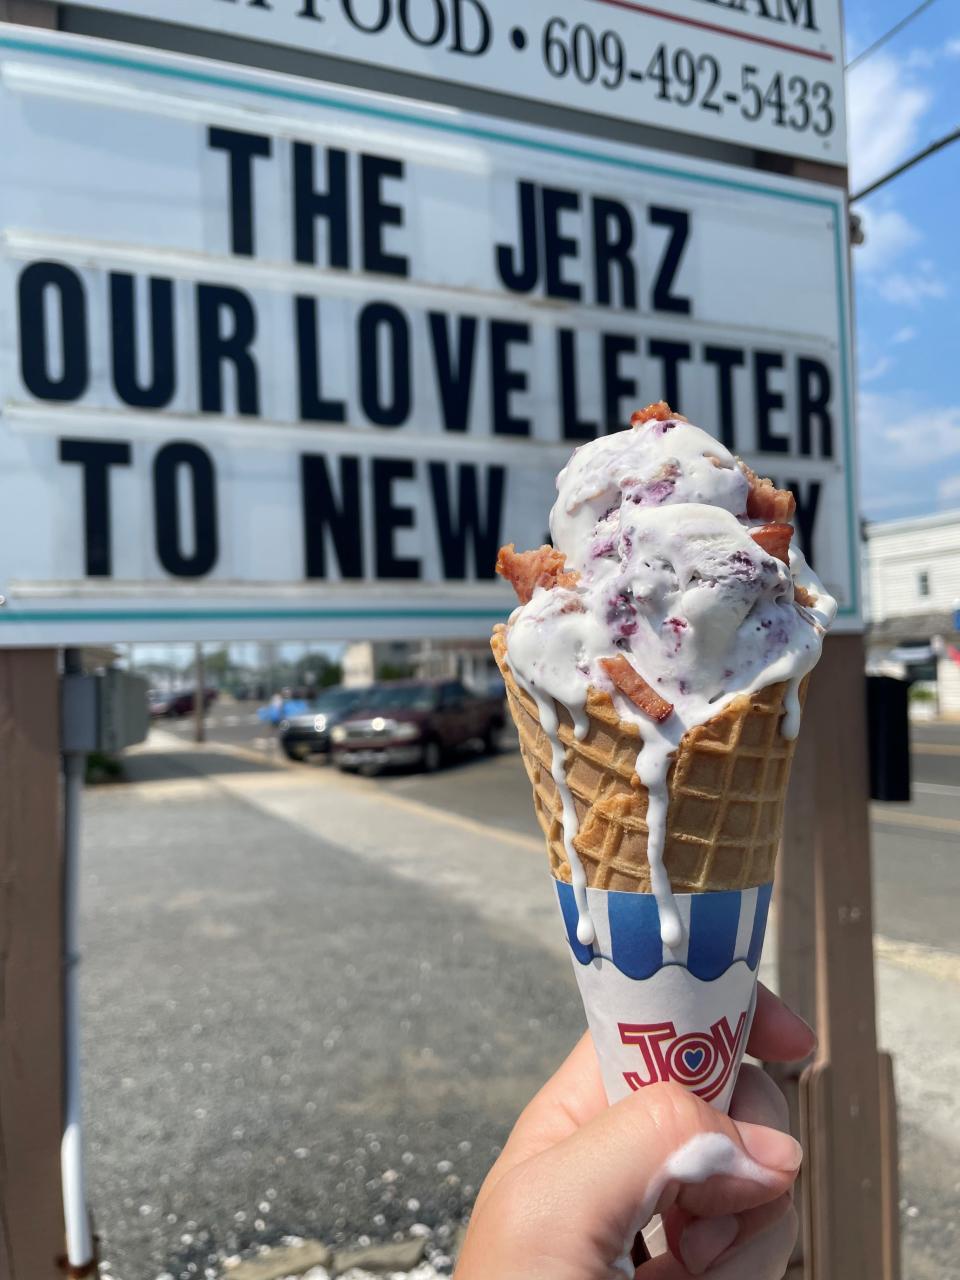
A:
[497, 403, 836, 948]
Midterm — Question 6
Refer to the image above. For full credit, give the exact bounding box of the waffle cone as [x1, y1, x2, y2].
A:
[492, 627, 805, 894]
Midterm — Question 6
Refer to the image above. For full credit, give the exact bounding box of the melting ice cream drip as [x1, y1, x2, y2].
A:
[534, 691, 596, 947]
[633, 738, 683, 949]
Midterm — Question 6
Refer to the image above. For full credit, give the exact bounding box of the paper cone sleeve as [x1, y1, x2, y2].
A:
[491, 627, 807, 893]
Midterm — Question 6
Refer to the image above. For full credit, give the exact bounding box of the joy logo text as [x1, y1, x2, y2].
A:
[617, 1013, 748, 1104]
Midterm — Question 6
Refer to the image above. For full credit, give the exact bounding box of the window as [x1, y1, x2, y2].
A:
[440, 681, 468, 707]
[918, 570, 930, 598]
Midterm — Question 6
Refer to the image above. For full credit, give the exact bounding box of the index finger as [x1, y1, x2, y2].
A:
[747, 985, 816, 1063]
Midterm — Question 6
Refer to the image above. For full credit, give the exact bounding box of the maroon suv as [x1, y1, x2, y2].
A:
[330, 679, 505, 774]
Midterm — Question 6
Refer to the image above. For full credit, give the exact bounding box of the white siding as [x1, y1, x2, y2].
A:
[866, 514, 960, 622]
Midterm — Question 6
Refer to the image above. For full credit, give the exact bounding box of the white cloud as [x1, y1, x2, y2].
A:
[874, 266, 947, 307]
[938, 473, 960, 509]
[853, 207, 920, 274]
[946, 38, 960, 57]
[892, 326, 917, 344]
[847, 54, 930, 195]
[860, 390, 960, 466]
[860, 355, 892, 383]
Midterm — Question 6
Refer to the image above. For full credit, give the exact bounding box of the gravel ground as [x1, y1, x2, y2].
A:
[82, 750, 581, 1279]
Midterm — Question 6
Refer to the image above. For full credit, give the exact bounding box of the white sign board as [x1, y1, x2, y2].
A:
[66, 0, 846, 165]
[0, 27, 858, 644]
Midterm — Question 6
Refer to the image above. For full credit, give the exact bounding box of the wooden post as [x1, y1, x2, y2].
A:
[771, 709, 817, 1276]
[0, 1, 58, 27]
[779, 636, 900, 1279]
[0, 650, 66, 1276]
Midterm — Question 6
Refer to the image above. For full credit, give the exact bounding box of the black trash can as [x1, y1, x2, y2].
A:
[866, 675, 912, 802]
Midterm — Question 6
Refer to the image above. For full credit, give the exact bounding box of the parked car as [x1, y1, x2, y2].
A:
[278, 686, 372, 761]
[330, 679, 505, 774]
[148, 688, 217, 718]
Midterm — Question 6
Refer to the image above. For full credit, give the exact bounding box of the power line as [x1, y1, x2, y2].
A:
[846, 0, 940, 69]
[851, 123, 960, 201]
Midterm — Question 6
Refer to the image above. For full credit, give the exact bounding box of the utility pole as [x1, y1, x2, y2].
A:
[194, 643, 206, 744]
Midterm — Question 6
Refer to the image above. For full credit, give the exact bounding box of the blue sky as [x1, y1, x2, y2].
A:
[846, 0, 960, 520]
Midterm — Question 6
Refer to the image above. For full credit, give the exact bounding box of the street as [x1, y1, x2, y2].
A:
[82, 712, 960, 1279]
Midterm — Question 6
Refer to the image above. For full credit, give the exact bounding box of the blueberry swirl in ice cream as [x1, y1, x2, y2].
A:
[497, 403, 836, 950]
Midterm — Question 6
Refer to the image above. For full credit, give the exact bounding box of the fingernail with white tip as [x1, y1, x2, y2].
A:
[737, 1124, 803, 1173]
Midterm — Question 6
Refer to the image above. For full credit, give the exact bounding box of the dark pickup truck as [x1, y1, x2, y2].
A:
[330, 679, 506, 774]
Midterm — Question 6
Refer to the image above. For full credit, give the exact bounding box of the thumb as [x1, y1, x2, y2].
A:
[507, 1081, 801, 1271]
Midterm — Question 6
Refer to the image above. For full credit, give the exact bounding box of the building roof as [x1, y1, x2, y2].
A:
[867, 610, 959, 645]
[865, 508, 960, 539]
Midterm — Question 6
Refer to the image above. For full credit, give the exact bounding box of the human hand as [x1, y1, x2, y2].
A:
[454, 985, 814, 1279]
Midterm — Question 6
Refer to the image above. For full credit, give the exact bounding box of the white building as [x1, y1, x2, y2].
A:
[864, 510, 960, 716]
[340, 641, 413, 688]
[342, 638, 502, 693]
[410, 639, 501, 693]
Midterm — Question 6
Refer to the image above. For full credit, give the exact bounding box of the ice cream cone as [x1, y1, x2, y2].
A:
[491, 626, 805, 896]
[489, 405, 833, 1111]
[492, 626, 801, 1110]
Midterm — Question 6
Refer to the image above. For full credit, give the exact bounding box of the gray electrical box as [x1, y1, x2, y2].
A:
[98, 669, 150, 754]
[61, 670, 150, 755]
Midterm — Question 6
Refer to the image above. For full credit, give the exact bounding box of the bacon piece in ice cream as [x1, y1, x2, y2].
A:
[496, 543, 579, 605]
[630, 401, 684, 426]
[794, 583, 817, 608]
[599, 655, 674, 723]
[739, 462, 796, 522]
[750, 523, 794, 564]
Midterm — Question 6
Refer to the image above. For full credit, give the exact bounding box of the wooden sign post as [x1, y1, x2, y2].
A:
[0, 650, 66, 1277]
[777, 637, 901, 1279]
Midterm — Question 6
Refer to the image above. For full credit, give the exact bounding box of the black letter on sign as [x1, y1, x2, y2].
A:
[296, 297, 346, 422]
[648, 206, 691, 315]
[703, 344, 745, 449]
[372, 458, 421, 579]
[359, 303, 411, 427]
[428, 312, 478, 432]
[301, 453, 363, 579]
[786, 479, 821, 567]
[450, 0, 492, 53]
[593, 197, 636, 310]
[342, 0, 389, 31]
[19, 261, 89, 402]
[797, 357, 834, 458]
[293, 144, 349, 268]
[647, 339, 691, 412]
[110, 274, 176, 410]
[542, 187, 581, 302]
[399, 0, 446, 45]
[602, 333, 637, 431]
[153, 442, 219, 577]
[58, 438, 131, 577]
[558, 330, 597, 441]
[490, 320, 531, 435]
[496, 182, 540, 294]
[361, 154, 409, 276]
[207, 127, 272, 257]
[753, 351, 789, 453]
[429, 462, 506, 579]
[197, 284, 260, 415]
